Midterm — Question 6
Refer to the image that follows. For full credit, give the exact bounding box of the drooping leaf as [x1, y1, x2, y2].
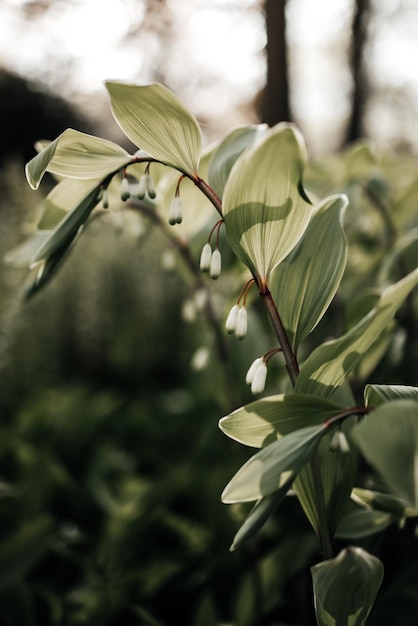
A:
[311, 547, 384, 626]
[221, 424, 326, 504]
[106, 81, 202, 175]
[208, 125, 267, 198]
[38, 178, 103, 229]
[294, 417, 358, 537]
[4, 231, 53, 268]
[229, 491, 284, 551]
[24, 242, 75, 300]
[219, 393, 342, 449]
[351, 487, 418, 518]
[364, 383, 418, 407]
[222, 123, 313, 283]
[336, 506, 393, 539]
[25, 129, 132, 189]
[296, 268, 418, 398]
[31, 183, 102, 264]
[271, 194, 348, 348]
[352, 399, 418, 508]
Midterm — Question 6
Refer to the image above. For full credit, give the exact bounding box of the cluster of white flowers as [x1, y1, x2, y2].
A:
[199, 243, 222, 279]
[168, 196, 183, 225]
[225, 304, 247, 339]
[137, 172, 157, 200]
[245, 357, 268, 395]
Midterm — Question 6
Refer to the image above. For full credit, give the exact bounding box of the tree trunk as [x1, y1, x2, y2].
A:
[256, 0, 290, 126]
[345, 0, 371, 143]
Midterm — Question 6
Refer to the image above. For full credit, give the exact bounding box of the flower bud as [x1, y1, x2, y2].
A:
[330, 429, 350, 453]
[250, 362, 267, 394]
[102, 189, 109, 209]
[168, 197, 183, 225]
[120, 177, 130, 201]
[245, 357, 264, 385]
[200, 243, 212, 272]
[137, 175, 147, 200]
[225, 304, 239, 334]
[146, 173, 157, 199]
[209, 249, 221, 279]
[235, 306, 248, 339]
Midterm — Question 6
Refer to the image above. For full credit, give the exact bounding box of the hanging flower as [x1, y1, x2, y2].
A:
[210, 249, 221, 279]
[168, 196, 183, 225]
[200, 243, 212, 272]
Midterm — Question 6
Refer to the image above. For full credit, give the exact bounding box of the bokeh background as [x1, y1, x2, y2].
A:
[0, 1, 418, 625]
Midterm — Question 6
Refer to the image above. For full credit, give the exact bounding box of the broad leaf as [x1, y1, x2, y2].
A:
[221, 424, 326, 504]
[336, 507, 393, 539]
[106, 81, 202, 175]
[31, 183, 101, 264]
[222, 123, 312, 283]
[208, 125, 267, 198]
[25, 243, 75, 300]
[365, 383, 418, 407]
[26, 129, 132, 189]
[312, 547, 383, 626]
[352, 399, 418, 508]
[271, 194, 348, 348]
[219, 393, 342, 448]
[296, 268, 418, 398]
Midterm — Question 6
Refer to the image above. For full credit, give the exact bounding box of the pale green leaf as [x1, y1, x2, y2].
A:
[351, 487, 418, 518]
[4, 231, 53, 268]
[222, 123, 313, 282]
[296, 268, 418, 398]
[208, 125, 267, 198]
[364, 383, 418, 407]
[312, 547, 383, 626]
[106, 81, 202, 175]
[221, 424, 325, 503]
[38, 178, 103, 229]
[271, 194, 348, 348]
[25, 129, 132, 189]
[352, 399, 418, 508]
[219, 393, 342, 449]
[31, 183, 101, 264]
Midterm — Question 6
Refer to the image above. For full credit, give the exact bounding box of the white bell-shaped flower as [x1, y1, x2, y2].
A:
[250, 361, 267, 394]
[120, 177, 130, 201]
[168, 197, 183, 225]
[209, 249, 221, 279]
[200, 243, 212, 273]
[225, 304, 240, 334]
[235, 306, 248, 339]
[245, 357, 264, 385]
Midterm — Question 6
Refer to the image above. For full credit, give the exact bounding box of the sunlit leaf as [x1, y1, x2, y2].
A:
[365, 383, 418, 407]
[296, 268, 418, 398]
[219, 393, 342, 449]
[222, 123, 312, 283]
[221, 424, 326, 504]
[208, 125, 267, 198]
[271, 194, 348, 348]
[25, 129, 132, 189]
[106, 81, 202, 175]
[352, 399, 418, 508]
[311, 547, 383, 626]
[31, 183, 101, 264]
[351, 487, 418, 518]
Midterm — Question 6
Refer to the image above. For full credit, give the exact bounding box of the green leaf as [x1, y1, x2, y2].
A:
[38, 178, 103, 229]
[222, 123, 313, 283]
[25, 129, 132, 189]
[208, 124, 267, 198]
[229, 491, 283, 551]
[352, 399, 418, 508]
[219, 393, 343, 448]
[271, 194, 348, 348]
[221, 424, 326, 504]
[365, 383, 418, 407]
[351, 487, 418, 518]
[31, 183, 101, 264]
[24, 243, 74, 300]
[294, 417, 358, 537]
[296, 268, 418, 398]
[311, 547, 383, 626]
[336, 507, 393, 539]
[106, 81, 202, 175]
[4, 231, 53, 268]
